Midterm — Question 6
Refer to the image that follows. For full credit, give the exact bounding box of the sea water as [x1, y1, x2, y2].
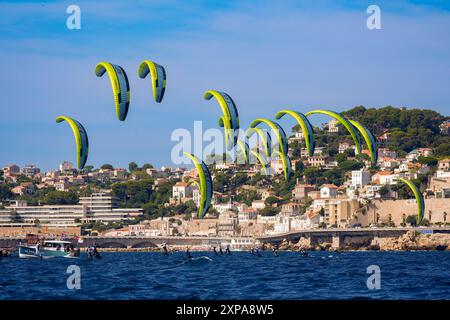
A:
[0, 251, 449, 300]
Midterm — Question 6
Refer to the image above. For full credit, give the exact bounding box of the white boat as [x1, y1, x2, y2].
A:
[18, 240, 80, 259]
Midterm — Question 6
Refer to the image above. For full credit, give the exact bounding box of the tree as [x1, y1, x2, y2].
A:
[335, 153, 348, 163]
[44, 190, 78, 205]
[142, 163, 154, 170]
[259, 207, 279, 216]
[101, 164, 114, 170]
[0, 184, 12, 201]
[405, 215, 417, 226]
[338, 160, 362, 171]
[112, 179, 154, 208]
[418, 156, 438, 167]
[265, 196, 281, 207]
[83, 165, 94, 173]
[128, 162, 139, 172]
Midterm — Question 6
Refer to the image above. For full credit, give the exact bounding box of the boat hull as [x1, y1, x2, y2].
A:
[18, 245, 78, 259]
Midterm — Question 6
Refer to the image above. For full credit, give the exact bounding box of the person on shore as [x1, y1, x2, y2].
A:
[185, 246, 192, 259]
[225, 244, 231, 255]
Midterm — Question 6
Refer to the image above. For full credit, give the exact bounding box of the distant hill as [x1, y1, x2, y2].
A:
[342, 106, 449, 157]
[291, 106, 449, 158]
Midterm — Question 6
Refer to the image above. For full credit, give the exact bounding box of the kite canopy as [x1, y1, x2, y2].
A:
[236, 140, 250, 164]
[272, 150, 292, 181]
[249, 118, 288, 156]
[55, 116, 89, 170]
[138, 60, 166, 103]
[399, 178, 425, 225]
[245, 127, 272, 159]
[184, 152, 213, 219]
[275, 110, 315, 157]
[204, 90, 240, 150]
[348, 119, 378, 164]
[250, 150, 271, 176]
[95, 62, 130, 121]
[305, 110, 361, 155]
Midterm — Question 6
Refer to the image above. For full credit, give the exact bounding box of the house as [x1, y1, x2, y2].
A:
[54, 180, 70, 191]
[21, 165, 40, 177]
[378, 148, 397, 159]
[327, 119, 339, 135]
[113, 168, 128, 180]
[251, 200, 266, 210]
[261, 190, 275, 201]
[280, 202, 301, 216]
[377, 131, 391, 147]
[371, 171, 399, 185]
[301, 147, 325, 158]
[439, 120, 450, 135]
[378, 157, 399, 170]
[305, 156, 326, 167]
[438, 159, 450, 171]
[416, 148, 433, 157]
[338, 142, 357, 154]
[320, 184, 338, 198]
[59, 161, 74, 172]
[308, 191, 321, 199]
[351, 169, 371, 187]
[11, 182, 35, 195]
[217, 211, 238, 237]
[213, 202, 237, 213]
[292, 184, 315, 200]
[2, 164, 20, 176]
[172, 182, 192, 200]
[238, 209, 258, 222]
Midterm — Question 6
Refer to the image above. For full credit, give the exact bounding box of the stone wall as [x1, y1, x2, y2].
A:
[0, 226, 81, 237]
[373, 198, 450, 226]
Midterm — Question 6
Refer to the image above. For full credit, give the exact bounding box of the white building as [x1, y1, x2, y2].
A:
[0, 193, 142, 228]
[320, 184, 338, 198]
[251, 200, 266, 210]
[172, 182, 193, 200]
[21, 165, 40, 177]
[436, 170, 450, 179]
[351, 169, 371, 187]
[213, 202, 237, 213]
[59, 161, 74, 172]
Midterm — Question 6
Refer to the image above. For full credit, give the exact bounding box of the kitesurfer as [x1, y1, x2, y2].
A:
[162, 242, 169, 255]
[186, 246, 193, 259]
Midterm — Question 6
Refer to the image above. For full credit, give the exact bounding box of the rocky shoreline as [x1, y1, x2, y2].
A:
[91, 231, 450, 252]
[271, 230, 450, 252]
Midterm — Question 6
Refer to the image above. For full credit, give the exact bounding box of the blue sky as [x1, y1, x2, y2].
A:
[0, 0, 449, 171]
